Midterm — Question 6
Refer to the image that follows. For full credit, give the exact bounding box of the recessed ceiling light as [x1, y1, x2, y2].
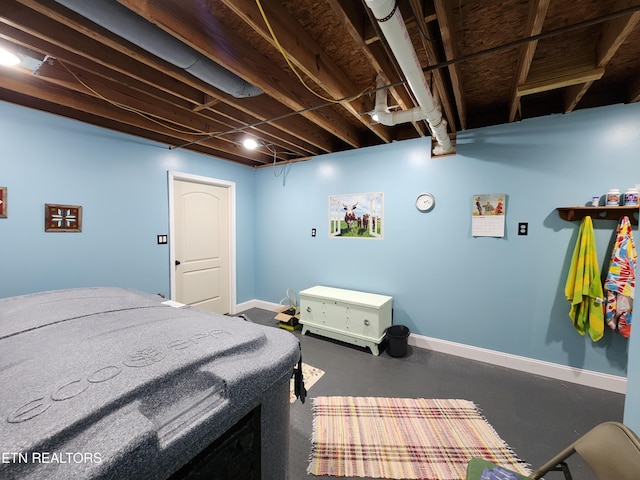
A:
[0, 47, 20, 66]
[242, 138, 258, 150]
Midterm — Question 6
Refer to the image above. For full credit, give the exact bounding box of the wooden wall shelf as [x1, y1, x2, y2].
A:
[556, 206, 639, 225]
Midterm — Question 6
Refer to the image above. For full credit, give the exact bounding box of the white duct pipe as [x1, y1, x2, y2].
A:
[365, 0, 454, 155]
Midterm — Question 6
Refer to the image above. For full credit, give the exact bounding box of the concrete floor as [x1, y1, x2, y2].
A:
[238, 308, 625, 480]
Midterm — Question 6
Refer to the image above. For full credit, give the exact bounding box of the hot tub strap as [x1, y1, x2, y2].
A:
[292, 343, 307, 403]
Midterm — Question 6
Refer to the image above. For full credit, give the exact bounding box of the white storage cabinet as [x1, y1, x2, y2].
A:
[299, 286, 392, 356]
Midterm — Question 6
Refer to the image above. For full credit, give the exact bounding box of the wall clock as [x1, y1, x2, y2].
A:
[415, 193, 435, 212]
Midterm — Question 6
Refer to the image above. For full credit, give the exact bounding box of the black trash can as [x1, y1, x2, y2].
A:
[386, 325, 410, 357]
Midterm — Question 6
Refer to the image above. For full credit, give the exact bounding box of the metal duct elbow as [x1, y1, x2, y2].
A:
[365, 0, 454, 155]
[55, 0, 262, 98]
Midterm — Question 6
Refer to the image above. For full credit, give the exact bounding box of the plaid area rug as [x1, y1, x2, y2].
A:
[308, 397, 530, 479]
[290, 363, 325, 403]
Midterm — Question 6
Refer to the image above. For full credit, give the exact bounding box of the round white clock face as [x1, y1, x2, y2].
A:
[416, 193, 435, 212]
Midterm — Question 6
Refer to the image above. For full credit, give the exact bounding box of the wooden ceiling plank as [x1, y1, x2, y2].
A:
[192, 95, 220, 111]
[9, 0, 204, 103]
[8, 0, 333, 156]
[38, 48, 321, 156]
[35, 59, 230, 135]
[330, 1, 412, 105]
[517, 67, 605, 96]
[2, 23, 318, 158]
[195, 108, 321, 158]
[630, 75, 640, 103]
[0, 69, 275, 164]
[508, 0, 550, 122]
[117, 0, 365, 149]
[433, 0, 466, 130]
[206, 96, 335, 155]
[220, 0, 393, 144]
[330, 0, 425, 138]
[563, 81, 593, 113]
[38, 58, 318, 158]
[597, 9, 640, 66]
[0, 23, 206, 113]
[565, 7, 640, 112]
[411, 0, 457, 134]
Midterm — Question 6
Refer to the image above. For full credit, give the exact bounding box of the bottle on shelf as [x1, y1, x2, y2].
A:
[623, 188, 639, 206]
[606, 188, 621, 206]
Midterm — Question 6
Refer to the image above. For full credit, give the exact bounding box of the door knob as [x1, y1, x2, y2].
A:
[175, 260, 181, 266]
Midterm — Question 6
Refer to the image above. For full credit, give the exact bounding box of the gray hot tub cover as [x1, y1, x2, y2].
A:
[0, 287, 299, 479]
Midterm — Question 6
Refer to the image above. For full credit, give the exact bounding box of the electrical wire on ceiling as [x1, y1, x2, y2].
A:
[407, 1, 433, 42]
[245, 138, 294, 175]
[174, 4, 640, 154]
[173, 77, 411, 151]
[266, 143, 287, 177]
[58, 58, 220, 137]
[254, 0, 368, 105]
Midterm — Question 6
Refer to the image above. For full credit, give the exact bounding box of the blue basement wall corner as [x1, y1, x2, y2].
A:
[0, 101, 257, 303]
[254, 102, 640, 384]
[2, 99, 640, 430]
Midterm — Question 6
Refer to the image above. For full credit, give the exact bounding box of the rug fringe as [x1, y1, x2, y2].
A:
[306, 397, 320, 475]
[471, 401, 532, 473]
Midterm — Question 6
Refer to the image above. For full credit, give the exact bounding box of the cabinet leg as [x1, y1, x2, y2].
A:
[368, 343, 380, 356]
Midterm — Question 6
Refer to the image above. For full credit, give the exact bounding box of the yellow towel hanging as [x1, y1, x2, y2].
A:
[564, 216, 605, 341]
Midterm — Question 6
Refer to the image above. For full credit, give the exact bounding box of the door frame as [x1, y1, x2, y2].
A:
[168, 170, 237, 313]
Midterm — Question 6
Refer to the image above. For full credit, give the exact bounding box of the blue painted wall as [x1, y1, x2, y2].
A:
[0, 102, 256, 301]
[1, 99, 639, 428]
[255, 103, 640, 382]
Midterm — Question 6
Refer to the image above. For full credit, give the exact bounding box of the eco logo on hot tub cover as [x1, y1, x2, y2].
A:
[6, 329, 231, 424]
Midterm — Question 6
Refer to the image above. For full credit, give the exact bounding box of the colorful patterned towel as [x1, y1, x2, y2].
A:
[307, 396, 530, 479]
[565, 216, 605, 341]
[604, 216, 636, 338]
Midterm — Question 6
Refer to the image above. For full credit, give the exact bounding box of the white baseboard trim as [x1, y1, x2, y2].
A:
[409, 333, 627, 394]
[235, 299, 280, 313]
[237, 299, 626, 394]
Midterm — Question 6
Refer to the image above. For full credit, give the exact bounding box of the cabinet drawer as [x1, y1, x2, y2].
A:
[302, 300, 384, 335]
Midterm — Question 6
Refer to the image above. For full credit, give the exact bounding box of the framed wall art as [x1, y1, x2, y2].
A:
[45, 203, 83, 232]
[329, 192, 383, 239]
[0, 187, 6, 218]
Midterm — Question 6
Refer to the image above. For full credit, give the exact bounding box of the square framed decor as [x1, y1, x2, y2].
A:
[45, 204, 83, 232]
[0, 187, 6, 218]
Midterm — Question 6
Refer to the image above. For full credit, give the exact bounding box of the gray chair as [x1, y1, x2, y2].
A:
[530, 421, 640, 480]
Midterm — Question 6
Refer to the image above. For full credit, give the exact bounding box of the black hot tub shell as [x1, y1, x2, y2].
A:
[0, 287, 299, 479]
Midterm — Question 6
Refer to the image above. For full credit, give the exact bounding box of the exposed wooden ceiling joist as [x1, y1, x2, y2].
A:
[508, 0, 550, 122]
[0, 0, 637, 166]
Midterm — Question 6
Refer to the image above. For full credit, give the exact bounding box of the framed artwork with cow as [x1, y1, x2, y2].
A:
[329, 192, 383, 239]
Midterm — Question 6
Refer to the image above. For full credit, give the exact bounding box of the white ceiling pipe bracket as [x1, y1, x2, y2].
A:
[365, 0, 454, 155]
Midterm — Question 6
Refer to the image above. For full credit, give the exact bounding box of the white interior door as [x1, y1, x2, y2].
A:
[170, 173, 235, 314]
